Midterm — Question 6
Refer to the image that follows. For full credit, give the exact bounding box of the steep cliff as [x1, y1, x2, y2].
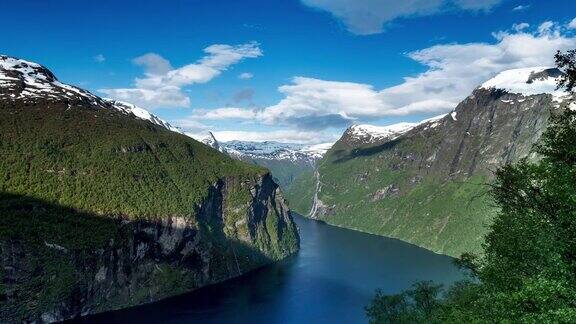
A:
[0, 55, 299, 322]
[289, 67, 572, 256]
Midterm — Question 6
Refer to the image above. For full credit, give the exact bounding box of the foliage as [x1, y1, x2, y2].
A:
[0, 101, 266, 219]
[365, 281, 446, 324]
[285, 169, 316, 215]
[556, 49, 576, 93]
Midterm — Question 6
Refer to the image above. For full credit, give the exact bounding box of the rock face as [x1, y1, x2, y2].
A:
[1, 176, 297, 322]
[289, 67, 572, 257]
[0, 55, 299, 322]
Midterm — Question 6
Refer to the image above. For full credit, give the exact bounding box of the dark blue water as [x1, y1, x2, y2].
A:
[81, 215, 464, 323]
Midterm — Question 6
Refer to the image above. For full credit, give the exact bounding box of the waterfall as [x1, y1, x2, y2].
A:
[308, 169, 321, 218]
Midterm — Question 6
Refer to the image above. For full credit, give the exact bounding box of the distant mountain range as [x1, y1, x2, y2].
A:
[287, 66, 573, 257]
[200, 132, 332, 189]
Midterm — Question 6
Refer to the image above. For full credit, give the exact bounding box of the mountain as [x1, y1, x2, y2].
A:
[0, 55, 299, 322]
[198, 134, 332, 190]
[288, 67, 572, 257]
[202, 131, 222, 151]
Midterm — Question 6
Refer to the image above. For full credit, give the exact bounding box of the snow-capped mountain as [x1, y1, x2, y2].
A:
[0, 55, 180, 133]
[479, 66, 566, 100]
[198, 132, 332, 189]
[345, 115, 446, 146]
[201, 132, 222, 151]
[197, 132, 331, 164]
[104, 99, 181, 133]
[343, 67, 569, 147]
[222, 140, 331, 164]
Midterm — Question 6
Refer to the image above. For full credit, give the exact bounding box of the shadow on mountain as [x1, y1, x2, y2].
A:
[332, 138, 403, 164]
[0, 192, 274, 322]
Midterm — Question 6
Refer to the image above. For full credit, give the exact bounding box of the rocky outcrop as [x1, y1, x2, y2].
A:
[0, 174, 299, 322]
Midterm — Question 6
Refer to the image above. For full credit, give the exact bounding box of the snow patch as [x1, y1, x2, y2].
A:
[480, 67, 567, 101]
[213, 140, 333, 163]
[104, 99, 181, 133]
[0, 55, 180, 134]
[348, 113, 447, 144]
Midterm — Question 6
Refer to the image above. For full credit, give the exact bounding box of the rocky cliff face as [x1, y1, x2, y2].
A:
[1, 174, 298, 322]
[290, 67, 572, 256]
[0, 55, 299, 322]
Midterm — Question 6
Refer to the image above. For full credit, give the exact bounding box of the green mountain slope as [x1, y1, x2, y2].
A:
[0, 56, 299, 322]
[231, 157, 314, 190]
[289, 68, 569, 257]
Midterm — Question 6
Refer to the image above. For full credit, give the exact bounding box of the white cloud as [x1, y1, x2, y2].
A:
[178, 118, 210, 133]
[301, 0, 503, 35]
[512, 22, 530, 32]
[187, 129, 340, 144]
[188, 107, 258, 120]
[100, 87, 191, 108]
[239, 72, 254, 79]
[512, 5, 530, 11]
[99, 42, 262, 109]
[537, 21, 555, 35]
[187, 21, 576, 131]
[132, 53, 173, 75]
[94, 54, 105, 63]
[568, 18, 576, 30]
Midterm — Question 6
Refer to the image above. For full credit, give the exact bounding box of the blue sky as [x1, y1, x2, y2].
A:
[2, 0, 576, 143]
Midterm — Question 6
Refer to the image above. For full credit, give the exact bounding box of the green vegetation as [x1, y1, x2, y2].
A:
[366, 51, 576, 323]
[0, 192, 117, 318]
[245, 158, 312, 191]
[285, 169, 315, 215]
[290, 139, 496, 256]
[0, 101, 266, 219]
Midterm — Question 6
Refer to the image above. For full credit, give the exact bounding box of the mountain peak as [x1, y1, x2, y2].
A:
[0, 54, 180, 133]
[480, 66, 566, 100]
[0, 55, 57, 81]
[344, 114, 446, 145]
[202, 131, 221, 150]
[0, 55, 100, 103]
[347, 123, 418, 143]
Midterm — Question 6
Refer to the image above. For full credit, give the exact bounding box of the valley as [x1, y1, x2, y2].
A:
[3, 4, 576, 319]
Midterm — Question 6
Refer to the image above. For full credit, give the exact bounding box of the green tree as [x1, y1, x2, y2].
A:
[365, 281, 443, 323]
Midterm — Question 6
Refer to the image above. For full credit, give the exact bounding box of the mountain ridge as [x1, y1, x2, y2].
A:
[0, 55, 181, 133]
